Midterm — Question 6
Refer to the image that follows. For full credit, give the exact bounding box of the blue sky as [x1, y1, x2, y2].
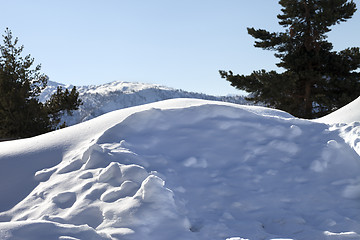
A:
[1, 0, 359, 95]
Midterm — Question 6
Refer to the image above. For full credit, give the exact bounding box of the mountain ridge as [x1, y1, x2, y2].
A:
[40, 81, 249, 126]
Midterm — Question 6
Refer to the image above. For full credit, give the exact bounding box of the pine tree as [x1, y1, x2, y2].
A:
[45, 86, 82, 128]
[220, 0, 360, 118]
[0, 28, 81, 139]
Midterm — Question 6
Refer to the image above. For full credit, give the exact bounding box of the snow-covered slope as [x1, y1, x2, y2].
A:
[40, 81, 248, 126]
[315, 96, 360, 157]
[316, 96, 360, 124]
[1, 98, 360, 240]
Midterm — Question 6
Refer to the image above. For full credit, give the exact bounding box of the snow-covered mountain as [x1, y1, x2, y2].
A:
[40, 81, 249, 125]
[0, 97, 360, 239]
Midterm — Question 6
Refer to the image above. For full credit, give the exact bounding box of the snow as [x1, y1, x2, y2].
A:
[39, 81, 249, 126]
[316, 96, 360, 156]
[316, 96, 360, 125]
[0, 98, 360, 240]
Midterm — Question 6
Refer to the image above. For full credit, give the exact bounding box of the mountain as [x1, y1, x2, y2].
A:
[40, 81, 249, 126]
[0, 98, 360, 240]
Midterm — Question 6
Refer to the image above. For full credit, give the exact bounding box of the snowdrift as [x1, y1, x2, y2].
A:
[316, 96, 360, 124]
[0, 98, 360, 240]
[316, 96, 360, 157]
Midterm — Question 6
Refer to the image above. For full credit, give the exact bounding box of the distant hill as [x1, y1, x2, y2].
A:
[39, 81, 249, 125]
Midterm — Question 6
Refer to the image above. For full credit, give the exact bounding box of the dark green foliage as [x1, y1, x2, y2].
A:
[220, 0, 360, 118]
[0, 28, 81, 139]
[45, 86, 82, 128]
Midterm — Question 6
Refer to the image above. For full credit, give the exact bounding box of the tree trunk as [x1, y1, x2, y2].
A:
[304, 80, 312, 118]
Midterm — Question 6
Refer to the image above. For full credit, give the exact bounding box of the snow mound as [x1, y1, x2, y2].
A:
[316, 96, 360, 156]
[316, 96, 360, 124]
[0, 98, 360, 240]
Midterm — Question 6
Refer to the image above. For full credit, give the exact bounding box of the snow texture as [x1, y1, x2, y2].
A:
[316, 96, 360, 124]
[0, 97, 360, 240]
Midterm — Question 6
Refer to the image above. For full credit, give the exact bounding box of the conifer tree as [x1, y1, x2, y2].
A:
[0, 28, 81, 139]
[220, 0, 360, 118]
[45, 86, 82, 128]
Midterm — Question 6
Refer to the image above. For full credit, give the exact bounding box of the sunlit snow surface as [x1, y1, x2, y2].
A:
[316, 97, 360, 125]
[316, 97, 360, 157]
[1, 98, 360, 240]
